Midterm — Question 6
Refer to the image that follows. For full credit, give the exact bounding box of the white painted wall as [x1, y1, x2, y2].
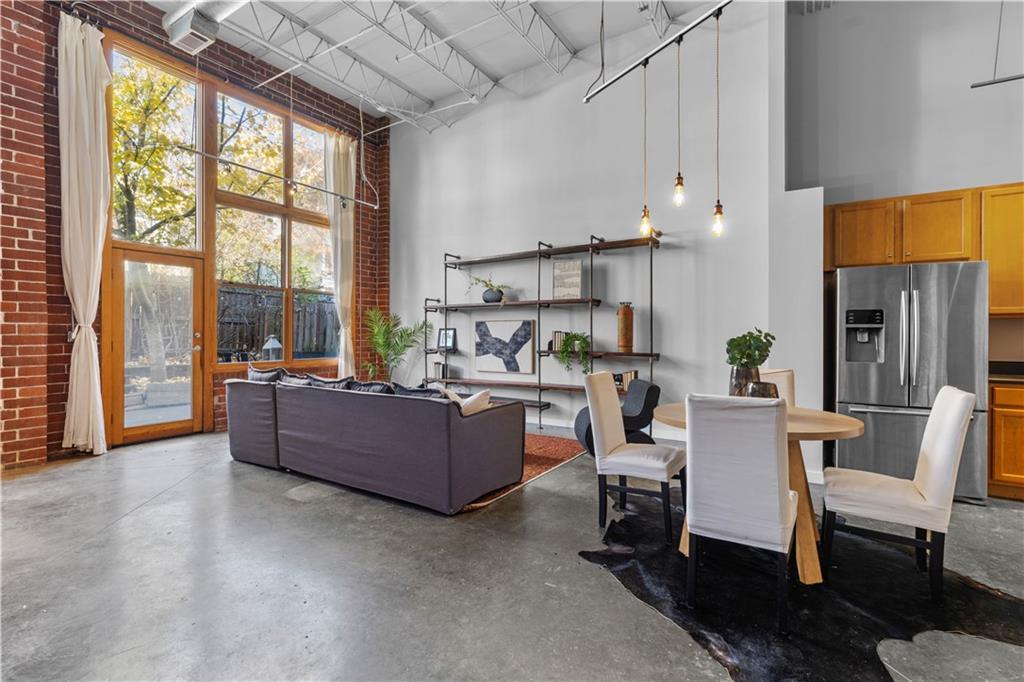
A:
[786, 1, 1024, 204]
[390, 3, 824, 474]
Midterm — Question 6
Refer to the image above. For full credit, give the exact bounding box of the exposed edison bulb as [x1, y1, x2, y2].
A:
[672, 174, 685, 207]
[639, 205, 653, 237]
[711, 201, 724, 237]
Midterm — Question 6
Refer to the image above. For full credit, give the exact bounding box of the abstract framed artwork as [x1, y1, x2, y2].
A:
[474, 320, 535, 374]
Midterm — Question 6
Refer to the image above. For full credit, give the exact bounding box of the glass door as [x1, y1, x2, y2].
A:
[111, 250, 204, 444]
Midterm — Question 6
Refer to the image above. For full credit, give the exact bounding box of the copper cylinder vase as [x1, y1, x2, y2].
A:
[617, 302, 634, 353]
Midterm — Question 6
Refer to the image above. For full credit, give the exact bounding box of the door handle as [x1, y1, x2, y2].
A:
[911, 289, 920, 387]
[899, 290, 907, 387]
[848, 405, 973, 420]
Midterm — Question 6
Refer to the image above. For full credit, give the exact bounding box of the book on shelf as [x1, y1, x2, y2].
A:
[613, 370, 638, 389]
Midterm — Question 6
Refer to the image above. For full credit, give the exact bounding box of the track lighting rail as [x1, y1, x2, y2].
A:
[582, 0, 732, 104]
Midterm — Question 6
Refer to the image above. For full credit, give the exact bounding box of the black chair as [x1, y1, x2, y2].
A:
[574, 379, 661, 456]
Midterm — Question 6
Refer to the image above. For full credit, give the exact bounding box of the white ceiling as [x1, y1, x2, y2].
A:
[146, 0, 706, 132]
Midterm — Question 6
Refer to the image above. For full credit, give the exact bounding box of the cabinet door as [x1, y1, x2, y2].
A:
[901, 190, 975, 263]
[982, 185, 1024, 315]
[991, 406, 1024, 488]
[834, 200, 896, 267]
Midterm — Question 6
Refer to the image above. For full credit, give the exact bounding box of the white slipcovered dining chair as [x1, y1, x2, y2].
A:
[584, 372, 686, 543]
[685, 393, 798, 631]
[820, 386, 975, 602]
[759, 368, 795, 406]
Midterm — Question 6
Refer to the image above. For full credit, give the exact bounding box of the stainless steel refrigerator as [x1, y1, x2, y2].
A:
[836, 262, 988, 501]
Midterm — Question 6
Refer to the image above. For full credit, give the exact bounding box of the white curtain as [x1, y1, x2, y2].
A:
[325, 133, 358, 377]
[59, 14, 110, 454]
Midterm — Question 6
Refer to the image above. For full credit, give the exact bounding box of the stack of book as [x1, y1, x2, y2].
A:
[614, 370, 639, 390]
[550, 330, 567, 350]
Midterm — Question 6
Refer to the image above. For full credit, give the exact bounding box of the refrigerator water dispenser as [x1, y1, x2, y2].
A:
[844, 309, 884, 362]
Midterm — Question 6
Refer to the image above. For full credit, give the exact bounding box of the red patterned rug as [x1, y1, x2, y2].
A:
[462, 433, 585, 511]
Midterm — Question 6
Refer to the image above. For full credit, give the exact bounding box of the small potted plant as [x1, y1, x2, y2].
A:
[363, 308, 431, 382]
[557, 331, 592, 374]
[466, 274, 511, 304]
[725, 327, 776, 396]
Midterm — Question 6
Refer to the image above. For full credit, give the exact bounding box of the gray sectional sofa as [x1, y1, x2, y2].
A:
[225, 379, 525, 514]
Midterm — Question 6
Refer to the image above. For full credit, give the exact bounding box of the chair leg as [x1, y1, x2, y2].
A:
[678, 471, 687, 513]
[777, 550, 790, 634]
[618, 475, 628, 510]
[915, 528, 928, 571]
[686, 533, 699, 607]
[597, 475, 608, 529]
[820, 508, 836, 579]
[929, 531, 945, 603]
[660, 481, 673, 544]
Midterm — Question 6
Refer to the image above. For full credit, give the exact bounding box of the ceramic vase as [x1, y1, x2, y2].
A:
[729, 366, 760, 396]
[482, 288, 503, 303]
[617, 302, 634, 352]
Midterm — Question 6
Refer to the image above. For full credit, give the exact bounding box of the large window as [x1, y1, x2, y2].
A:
[111, 50, 198, 248]
[108, 37, 338, 375]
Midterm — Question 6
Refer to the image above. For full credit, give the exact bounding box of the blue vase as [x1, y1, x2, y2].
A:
[482, 288, 503, 303]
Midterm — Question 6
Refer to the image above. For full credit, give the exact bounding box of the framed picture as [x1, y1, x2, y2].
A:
[475, 320, 535, 374]
[437, 327, 458, 351]
[552, 259, 583, 299]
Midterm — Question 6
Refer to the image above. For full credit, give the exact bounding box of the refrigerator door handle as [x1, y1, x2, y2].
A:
[847, 405, 974, 420]
[899, 290, 907, 387]
[911, 289, 920, 386]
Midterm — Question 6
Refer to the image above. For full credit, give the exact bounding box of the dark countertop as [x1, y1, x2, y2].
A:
[991, 374, 1024, 385]
[990, 361, 1024, 384]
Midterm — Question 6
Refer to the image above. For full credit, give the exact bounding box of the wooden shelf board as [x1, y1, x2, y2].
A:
[537, 350, 660, 360]
[449, 236, 660, 268]
[453, 393, 551, 410]
[426, 298, 601, 312]
[427, 377, 623, 394]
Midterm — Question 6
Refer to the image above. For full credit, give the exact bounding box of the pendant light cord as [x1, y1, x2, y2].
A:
[676, 41, 682, 174]
[642, 63, 648, 206]
[715, 14, 721, 203]
[993, 0, 1005, 80]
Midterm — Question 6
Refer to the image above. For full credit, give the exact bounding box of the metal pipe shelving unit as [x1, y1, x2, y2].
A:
[423, 235, 661, 428]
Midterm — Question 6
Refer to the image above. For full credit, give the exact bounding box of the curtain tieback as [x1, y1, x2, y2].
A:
[68, 323, 95, 343]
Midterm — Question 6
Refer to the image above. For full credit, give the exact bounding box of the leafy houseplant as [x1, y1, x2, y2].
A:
[466, 274, 511, 304]
[557, 332, 592, 374]
[362, 308, 432, 382]
[725, 327, 776, 396]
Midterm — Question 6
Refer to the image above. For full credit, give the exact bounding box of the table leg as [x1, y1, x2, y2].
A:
[789, 440, 823, 585]
[679, 516, 690, 556]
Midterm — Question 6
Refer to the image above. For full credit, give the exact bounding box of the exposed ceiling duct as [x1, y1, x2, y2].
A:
[160, 1, 246, 55]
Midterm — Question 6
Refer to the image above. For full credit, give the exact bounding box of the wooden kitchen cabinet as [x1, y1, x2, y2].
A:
[990, 383, 1024, 500]
[833, 199, 896, 267]
[901, 190, 975, 263]
[982, 184, 1024, 316]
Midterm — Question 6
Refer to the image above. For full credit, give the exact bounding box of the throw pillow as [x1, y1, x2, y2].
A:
[393, 383, 445, 399]
[348, 380, 395, 395]
[308, 375, 354, 390]
[441, 388, 492, 416]
[278, 374, 312, 387]
[248, 364, 284, 383]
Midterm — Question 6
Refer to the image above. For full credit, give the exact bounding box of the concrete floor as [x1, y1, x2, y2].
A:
[2, 429, 1022, 680]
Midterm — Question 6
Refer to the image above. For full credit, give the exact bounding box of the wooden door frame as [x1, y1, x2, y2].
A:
[109, 248, 205, 446]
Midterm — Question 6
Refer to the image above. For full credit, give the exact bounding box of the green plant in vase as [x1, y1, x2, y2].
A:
[725, 327, 775, 396]
[362, 308, 432, 382]
[557, 331, 592, 374]
[465, 273, 511, 304]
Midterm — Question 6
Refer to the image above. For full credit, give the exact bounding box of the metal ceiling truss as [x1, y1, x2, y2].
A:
[221, 1, 449, 132]
[341, 1, 497, 103]
[639, 0, 674, 40]
[488, 1, 575, 74]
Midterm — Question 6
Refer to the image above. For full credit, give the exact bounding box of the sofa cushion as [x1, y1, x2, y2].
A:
[279, 374, 312, 387]
[308, 374, 354, 390]
[441, 388, 492, 416]
[248, 364, 284, 383]
[393, 382, 446, 399]
[349, 380, 395, 394]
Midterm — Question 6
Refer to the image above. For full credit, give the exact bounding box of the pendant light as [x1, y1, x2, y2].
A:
[711, 13, 724, 236]
[639, 62, 657, 237]
[672, 39, 685, 207]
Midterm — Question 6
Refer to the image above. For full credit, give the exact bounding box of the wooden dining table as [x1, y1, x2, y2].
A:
[653, 403, 865, 585]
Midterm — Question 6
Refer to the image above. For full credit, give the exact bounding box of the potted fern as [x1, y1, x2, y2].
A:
[557, 331, 592, 374]
[725, 327, 776, 396]
[363, 308, 432, 382]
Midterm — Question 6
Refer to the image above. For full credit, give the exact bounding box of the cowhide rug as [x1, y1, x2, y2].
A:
[579, 493, 1024, 681]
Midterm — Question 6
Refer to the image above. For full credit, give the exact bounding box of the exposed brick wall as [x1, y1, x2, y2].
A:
[0, 1, 391, 466]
